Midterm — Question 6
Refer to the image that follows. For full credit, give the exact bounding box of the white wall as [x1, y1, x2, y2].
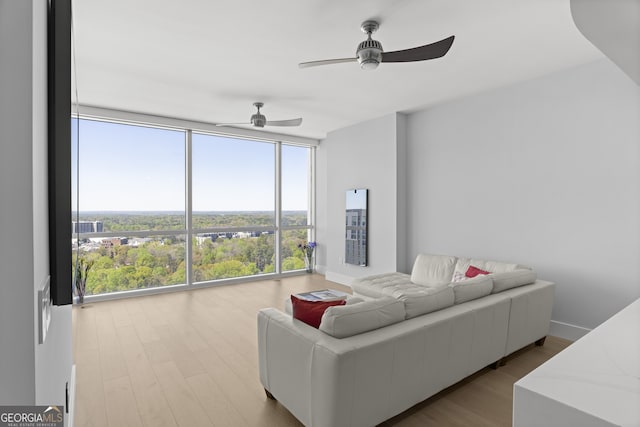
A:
[0, 0, 73, 413]
[0, 0, 37, 403]
[395, 114, 409, 273]
[406, 59, 640, 336]
[316, 113, 407, 284]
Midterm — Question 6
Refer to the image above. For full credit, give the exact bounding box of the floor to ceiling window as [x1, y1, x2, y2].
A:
[72, 117, 314, 298]
[281, 144, 312, 271]
[191, 133, 276, 282]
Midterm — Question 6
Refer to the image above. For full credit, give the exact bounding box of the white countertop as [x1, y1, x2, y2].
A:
[514, 298, 640, 426]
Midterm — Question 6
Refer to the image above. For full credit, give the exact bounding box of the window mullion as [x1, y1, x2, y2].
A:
[309, 146, 316, 243]
[185, 129, 193, 285]
[275, 141, 282, 273]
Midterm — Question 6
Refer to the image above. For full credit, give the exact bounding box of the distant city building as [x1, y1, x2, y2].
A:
[196, 233, 219, 245]
[72, 220, 103, 233]
[101, 237, 127, 249]
[195, 231, 270, 246]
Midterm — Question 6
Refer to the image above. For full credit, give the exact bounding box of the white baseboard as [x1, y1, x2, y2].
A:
[67, 364, 76, 427]
[325, 271, 354, 287]
[550, 320, 591, 342]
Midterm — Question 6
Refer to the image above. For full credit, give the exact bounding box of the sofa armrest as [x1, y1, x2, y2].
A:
[258, 308, 346, 427]
[258, 308, 317, 397]
[501, 280, 555, 355]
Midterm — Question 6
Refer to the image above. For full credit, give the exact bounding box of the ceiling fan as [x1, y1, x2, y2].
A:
[216, 102, 302, 128]
[299, 20, 455, 70]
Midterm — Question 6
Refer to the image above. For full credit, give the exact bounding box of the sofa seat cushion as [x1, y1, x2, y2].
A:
[319, 297, 405, 338]
[449, 275, 493, 304]
[385, 285, 455, 319]
[351, 272, 413, 298]
[410, 254, 458, 287]
[491, 269, 537, 293]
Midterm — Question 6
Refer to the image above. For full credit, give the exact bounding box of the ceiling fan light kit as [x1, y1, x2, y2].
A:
[250, 102, 267, 127]
[298, 20, 455, 70]
[357, 20, 383, 70]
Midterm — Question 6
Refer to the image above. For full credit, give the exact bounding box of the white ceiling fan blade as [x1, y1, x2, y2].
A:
[299, 58, 357, 68]
[215, 122, 251, 127]
[266, 118, 303, 127]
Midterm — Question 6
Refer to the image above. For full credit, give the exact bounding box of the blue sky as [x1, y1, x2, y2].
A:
[72, 119, 309, 211]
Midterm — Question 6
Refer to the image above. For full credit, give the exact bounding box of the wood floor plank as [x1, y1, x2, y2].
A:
[185, 373, 248, 427]
[116, 325, 178, 427]
[74, 347, 101, 373]
[74, 275, 572, 427]
[151, 361, 213, 426]
[103, 376, 144, 427]
[153, 324, 207, 379]
[420, 397, 499, 427]
[94, 306, 119, 349]
[130, 311, 161, 344]
[122, 298, 145, 316]
[98, 347, 129, 383]
[192, 348, 269, 426]
[75, 305, 99, 352]
[445, 379, 512, 425]
[142, 339, 173, 365]
[74, 372, 108, 427]
[109, 301, 133, 328]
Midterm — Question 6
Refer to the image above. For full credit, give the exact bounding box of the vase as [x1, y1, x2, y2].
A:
[304, 254, 314, 273]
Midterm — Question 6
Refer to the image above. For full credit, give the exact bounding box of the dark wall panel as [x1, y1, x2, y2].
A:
[48, 0, 72, 305]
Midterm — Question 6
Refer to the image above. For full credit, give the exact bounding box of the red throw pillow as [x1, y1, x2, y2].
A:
[291, 295, 346, 328]
[465, 265, 491, 278]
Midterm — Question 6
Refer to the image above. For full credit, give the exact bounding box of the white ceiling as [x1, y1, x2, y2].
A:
[72, 0, 603, 140]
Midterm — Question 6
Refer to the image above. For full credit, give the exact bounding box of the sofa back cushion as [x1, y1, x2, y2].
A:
[454, 257, 520, 276]
[410, 254, 457, 287]
[319, 297, 405, 338]
[491, 269, 537, 293]
[386, 285, 455, 319]
[449, 275, 493, 304]
[453, 257, 536, 294]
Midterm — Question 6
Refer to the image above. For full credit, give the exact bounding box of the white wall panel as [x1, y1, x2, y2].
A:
[406, 59, 640, 332]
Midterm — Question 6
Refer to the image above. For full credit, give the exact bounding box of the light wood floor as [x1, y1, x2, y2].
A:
[73, 275, 572, 427]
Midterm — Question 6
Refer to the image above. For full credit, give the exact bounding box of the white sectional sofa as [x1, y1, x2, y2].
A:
[257, 254, 555, 427]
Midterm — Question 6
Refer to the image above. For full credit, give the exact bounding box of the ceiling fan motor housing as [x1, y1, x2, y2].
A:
[251, 113, 267, 127]
[357, 39, 383, 70]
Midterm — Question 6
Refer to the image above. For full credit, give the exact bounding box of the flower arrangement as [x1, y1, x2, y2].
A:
[298, 241, 317, 272]
[298, 241, 317, 258]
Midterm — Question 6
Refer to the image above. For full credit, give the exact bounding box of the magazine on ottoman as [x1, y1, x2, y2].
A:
[294, 289, 349, 302]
